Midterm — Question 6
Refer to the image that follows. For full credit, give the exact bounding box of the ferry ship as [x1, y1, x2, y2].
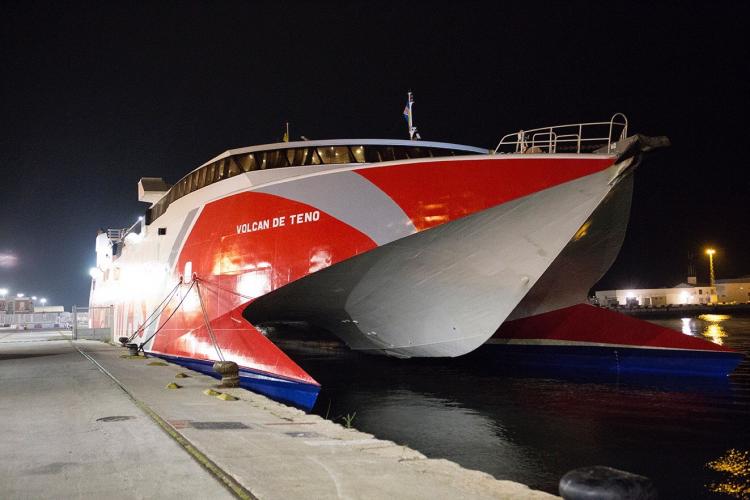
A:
[89, 110, 742, 409]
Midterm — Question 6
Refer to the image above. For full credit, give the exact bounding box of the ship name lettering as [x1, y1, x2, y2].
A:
[290, 210, 320, 225]
[235, 210, 319, 235]
[236, 219, 271, 234]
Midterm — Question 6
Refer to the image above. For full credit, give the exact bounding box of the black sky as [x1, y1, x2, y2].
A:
[1, 1, 748, 308]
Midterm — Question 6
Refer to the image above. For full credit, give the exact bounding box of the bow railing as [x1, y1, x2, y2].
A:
[494, 113, 628, 154]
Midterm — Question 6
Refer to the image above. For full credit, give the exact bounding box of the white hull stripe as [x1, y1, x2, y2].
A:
[167, 207, 200, 269]
[256, 170, 416, 245]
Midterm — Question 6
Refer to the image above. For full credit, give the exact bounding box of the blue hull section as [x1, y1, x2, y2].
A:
[150, 353, 321, 410]
[479, 344, 743, 378]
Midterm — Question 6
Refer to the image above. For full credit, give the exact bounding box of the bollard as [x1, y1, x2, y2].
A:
[213, 361, 240, 388]
[559, 466, 658, 500]
[126, 343, 139, 356]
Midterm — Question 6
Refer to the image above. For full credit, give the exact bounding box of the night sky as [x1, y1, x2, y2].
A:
[1, 1, 748, 308]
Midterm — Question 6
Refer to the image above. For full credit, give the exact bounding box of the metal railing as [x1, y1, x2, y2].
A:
[72, 305, 113, 341]
[107, 228, 124, 242]
[494, 113, 628, 155]
[0, 312, 72, 329]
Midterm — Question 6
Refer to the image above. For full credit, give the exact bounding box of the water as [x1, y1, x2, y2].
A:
[288, 314, 750, 498]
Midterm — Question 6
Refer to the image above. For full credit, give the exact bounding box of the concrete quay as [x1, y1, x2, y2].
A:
[0, 329, 557, 499]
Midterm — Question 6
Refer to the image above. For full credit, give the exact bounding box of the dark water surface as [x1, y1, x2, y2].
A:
[289, 314, 750, 498]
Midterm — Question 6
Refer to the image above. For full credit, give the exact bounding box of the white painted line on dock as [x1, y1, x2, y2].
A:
[303, 438, 383, 447]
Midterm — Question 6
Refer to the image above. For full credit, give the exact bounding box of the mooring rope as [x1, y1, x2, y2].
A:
[125, 280, 182, 343]
[137, 280, 196, 353]
[194, 280, 225, 362]
[192, 276, 254, 301]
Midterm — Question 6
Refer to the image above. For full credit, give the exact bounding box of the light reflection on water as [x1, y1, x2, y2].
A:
[680, 314, 731, 346]
[706, 448, 750, 499]
[287, 314, 750, 499]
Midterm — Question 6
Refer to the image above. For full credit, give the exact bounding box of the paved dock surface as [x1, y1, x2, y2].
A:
[0, 330, 233, 499]
[0, 329, 557, 499]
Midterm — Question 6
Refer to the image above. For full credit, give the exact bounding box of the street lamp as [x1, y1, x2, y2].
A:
[40, 298, 47, 305]
[0, 288, 7, 298]
[31, 296, 37, 301]
[705, 248, 716, 287]
[706, 248, 717, 304]
[16, 293, 24, 298]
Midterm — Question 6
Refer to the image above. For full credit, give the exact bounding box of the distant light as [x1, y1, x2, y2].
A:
[706, 248, 716, 256]
[89, 267, 99, 279]
[0, 288, 7, 297]
[40, 298, 47, 305]
[17, 293, 24, 298]
[138, 216, 144, 221]
[0, 252, 18, 268]
[31, 296, 37, 300]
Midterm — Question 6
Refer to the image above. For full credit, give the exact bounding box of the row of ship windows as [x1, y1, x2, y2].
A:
[147, 145, 476, 222]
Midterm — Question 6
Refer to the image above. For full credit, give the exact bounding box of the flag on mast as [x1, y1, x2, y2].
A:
[403, 92, 419, 140]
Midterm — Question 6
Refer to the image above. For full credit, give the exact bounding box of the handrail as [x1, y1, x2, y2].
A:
[494, 113, 628, 155]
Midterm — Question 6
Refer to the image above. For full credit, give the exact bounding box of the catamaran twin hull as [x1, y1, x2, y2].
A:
[89, 127, 741, 409]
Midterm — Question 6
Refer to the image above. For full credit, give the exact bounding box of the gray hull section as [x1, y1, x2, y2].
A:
[505, 173, 634, 321]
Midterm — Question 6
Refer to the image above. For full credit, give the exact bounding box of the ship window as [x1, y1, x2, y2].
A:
[215, 159, 227, 181]
[204, 163, 215, 184]
[351, 146, 365, 163]
[393, 147, 410, 160]
[226, 157, 242, 177]
[191, 170, 200, 193]
[317, 146, 352, 164]
[236, 153, 257, 172]
[304, 147, 322, 165]
[260, 150, 288, 169]
[364, 146, 383, 163]
[406, 146, 432, 159]
[286, 148, 304, 166]
[196, 167, 207, 189]
[317, 147, 333, 164]
[381, 146, 397, 161]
